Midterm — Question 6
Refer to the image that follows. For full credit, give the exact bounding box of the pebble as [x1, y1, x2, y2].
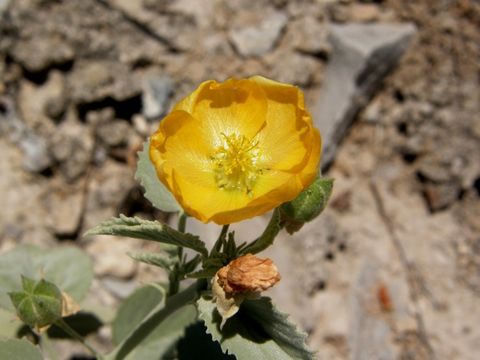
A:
[229, 12, 287, 57]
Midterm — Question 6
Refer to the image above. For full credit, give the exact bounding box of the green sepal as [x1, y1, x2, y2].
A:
[9, 277, 63, 329]
[280, 176, 333, 233]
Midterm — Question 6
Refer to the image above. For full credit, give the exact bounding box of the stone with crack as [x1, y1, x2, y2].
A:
[312, 23, 416, 169]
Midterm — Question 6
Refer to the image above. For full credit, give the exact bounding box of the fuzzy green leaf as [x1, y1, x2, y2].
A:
[0, 245, 93, 312]
[239, 209, 282, 256]
[197, 296, 315, 360]
[0, 338, 43, 360]
[135, 140, 181, 213]
[128, 252, 176, 271]
[187, 268, 219, 279]
[112, 284, 166, 345]
[106, 282, 200, 360]
[86, 215, 208, 256]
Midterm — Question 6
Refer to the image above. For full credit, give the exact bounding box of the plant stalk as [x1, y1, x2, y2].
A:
[55, 318, 101, 359]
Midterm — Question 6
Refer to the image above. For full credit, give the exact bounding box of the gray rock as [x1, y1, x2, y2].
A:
[68, 61, 142, 104]
[0, 98, 53, 172]
[312, 23, 416, 169]
[229, 12, 287, 57]
[423, 182, 461, 212]
[11, 38, 75, 73]
[43, 185, 85, 237]
[20, 133, 52, 173]
[96, 120, 132, 147]
[288, 16, 330, 56]
[142, 75, 173, 121]
[50, 118, 94, 183]
[269, 51, 317, 86]
[0, 0, 10, 15]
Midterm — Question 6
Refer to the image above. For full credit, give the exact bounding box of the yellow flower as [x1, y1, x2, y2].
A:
[149, 76, 321, 224]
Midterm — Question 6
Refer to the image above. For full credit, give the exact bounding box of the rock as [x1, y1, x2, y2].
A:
[50, 117, 94, 182]
[68, 61, 142, 104]
[0, 0, 11, 15]
[417, 157, 452, 183]
[96, 120, 132, 147]
[106, 0, 197, 50]
[20, 132, 52, 173]
[86, 108, 115, 126]
[11, 37, 75, 73]
[269, 51, 318, 86]
[85, 235, 138, 279]
[312, 23, 416, 169]
[18, 74, 66, 130]
[287, 16, 330, 56]
[229, 12, 287, 57]
[423, 182, 461, 212]
[82, 160, 134, 232]
[43, 183, 85, 237]
[101, 277, 137, 299]
[349, 4, 381, 23]
[142, 75, 173, 121]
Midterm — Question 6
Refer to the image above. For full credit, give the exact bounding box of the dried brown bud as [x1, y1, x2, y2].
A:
[212, 254, 281, 328]
[217, 254, 281, 296]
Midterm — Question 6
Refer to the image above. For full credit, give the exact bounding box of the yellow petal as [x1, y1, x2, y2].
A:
[150, 110, 213, 191]
[190, 78, 268, 143]
[251, 76, 312, 172]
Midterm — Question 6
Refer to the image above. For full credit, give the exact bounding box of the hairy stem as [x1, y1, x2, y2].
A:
[55, 318, 101, 359]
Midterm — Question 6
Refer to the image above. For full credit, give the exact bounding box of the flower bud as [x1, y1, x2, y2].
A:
[9, 276, 63, 331]
[212, 254, 281, 328]
[280, 176, 333, 233]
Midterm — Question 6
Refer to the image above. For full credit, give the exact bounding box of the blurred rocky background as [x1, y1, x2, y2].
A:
[0, 0, 479, 359]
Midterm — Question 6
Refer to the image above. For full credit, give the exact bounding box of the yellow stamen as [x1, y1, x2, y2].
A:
[211, 133, 263, 195]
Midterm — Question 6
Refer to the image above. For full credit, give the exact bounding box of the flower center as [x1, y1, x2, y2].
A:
[212, 133, 262, 195]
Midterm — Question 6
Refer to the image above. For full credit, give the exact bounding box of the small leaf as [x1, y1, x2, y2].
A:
[85, 215, 208, 256]
[239, 209, 282, 256]
[187, 268, 218, 279]
[0, 338, 43, 360]
[112, 284, 166, 345]
[135, 140, 181, 213]
[197, 296, 315, 360]
[180, 255, 202, 277]
[128, 252, 176, 271]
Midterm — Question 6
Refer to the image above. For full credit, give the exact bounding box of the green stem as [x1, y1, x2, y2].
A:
[105, 281, 204, 360]
[168, 212, 188, 296]
[55, 318, 101, 359]
[177, 212, 187, 233]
